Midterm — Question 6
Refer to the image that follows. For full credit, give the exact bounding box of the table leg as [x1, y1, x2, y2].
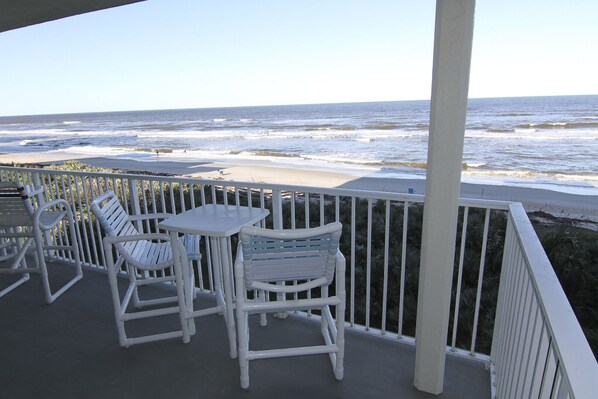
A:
[217, 236, 238, 359]
[169, 231, 195, 337]
[208, 237, 226, 311]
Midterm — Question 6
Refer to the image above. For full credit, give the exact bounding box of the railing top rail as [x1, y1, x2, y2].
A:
[508, 202, 598, 396]
[0, 165, 512, 210]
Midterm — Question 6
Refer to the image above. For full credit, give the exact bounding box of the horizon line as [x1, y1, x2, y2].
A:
[1, 93, 597, 118]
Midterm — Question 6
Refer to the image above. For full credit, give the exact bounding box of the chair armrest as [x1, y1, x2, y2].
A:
[102, 233, 188, 271]
[36, 198, 70, 212]
[234, 242, 244, 276]
[103, 233, 171, 245]
[128, 213, 174, 222]
[128, 213, 177, 234]
[102, 233, 170, 272]
[33, 198, 72, 229]
[251, 277, 329, 293]
[235, 241, 244, 263]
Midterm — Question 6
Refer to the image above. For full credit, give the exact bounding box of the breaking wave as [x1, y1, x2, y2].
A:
[517, 122, 598, 129]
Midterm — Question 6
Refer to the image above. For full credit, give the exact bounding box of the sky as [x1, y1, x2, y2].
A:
[0, 0, 597, 116]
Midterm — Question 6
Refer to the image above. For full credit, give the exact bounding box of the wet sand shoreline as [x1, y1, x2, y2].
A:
[1, 151, 597, 222]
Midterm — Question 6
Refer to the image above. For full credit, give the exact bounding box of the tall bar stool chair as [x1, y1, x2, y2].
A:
[0, 181, 82, 303]
[91, 190, 201, 347]
[234, 222, 346, 389]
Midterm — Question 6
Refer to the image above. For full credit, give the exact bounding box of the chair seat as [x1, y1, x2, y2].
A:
[39, 210, 68, 229]
[1, 210, 67, 230]
[119, 234, 201, 271]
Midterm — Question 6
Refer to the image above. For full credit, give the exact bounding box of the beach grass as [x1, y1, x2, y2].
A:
[530, 220, 598, 357]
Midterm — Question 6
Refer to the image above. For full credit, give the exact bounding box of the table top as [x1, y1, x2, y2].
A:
[158, 204, 270, 237]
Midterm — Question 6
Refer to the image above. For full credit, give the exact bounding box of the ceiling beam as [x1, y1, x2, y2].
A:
[0, 0, 145, 33]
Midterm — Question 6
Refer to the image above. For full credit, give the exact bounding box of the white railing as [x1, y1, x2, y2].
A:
[490, 203, 598, 399]
[3, 163, 594, 387]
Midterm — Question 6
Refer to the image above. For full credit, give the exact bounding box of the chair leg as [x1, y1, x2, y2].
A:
[237, 312, 250, 389]
[335, 263, 346, 380]
[321, 286, 329, 336]
[258, 290, 267, 327]
[235, 265, 250, 389]
[334, 303, 345, 380]
[187, 263, 197, 336]
[106, 265, 130, 347]
[238, 326, 249, 385]
[34, 230, 54, 304]
[36, 213, 83, 304]
[0, 273, 30, 298]
[188, 261, 197, 300]
[334, 324, 345, 378]
[172, 252, 191, 344]
[66, 212, 83, 281]
[129, 264, 143, 308]
[0, 236, 33, 298]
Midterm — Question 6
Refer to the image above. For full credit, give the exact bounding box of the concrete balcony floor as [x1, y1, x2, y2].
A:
[0, 261, 491, 399]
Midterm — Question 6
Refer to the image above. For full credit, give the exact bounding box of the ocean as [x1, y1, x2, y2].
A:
[1, 95, 597, 195]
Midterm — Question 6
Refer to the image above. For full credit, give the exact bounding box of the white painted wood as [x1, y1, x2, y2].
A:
[414, 0, 476, 394]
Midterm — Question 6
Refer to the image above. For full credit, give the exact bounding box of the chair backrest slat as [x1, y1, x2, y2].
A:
[106, 204, 135, 237]
[91, 191, 149, 265]
[92, 191, 139, 240]
[91, 191, 178, 270]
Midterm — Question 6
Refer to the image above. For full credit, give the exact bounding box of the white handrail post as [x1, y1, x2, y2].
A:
[32, 172, 43, 200]
[414, 0, 476, 394]
[271, 189, 287, 318]
[272, 189, 283, 229]
[128, 179, 143, 232]
[32, 171, 54, 255]
[490, 211, 514, 376]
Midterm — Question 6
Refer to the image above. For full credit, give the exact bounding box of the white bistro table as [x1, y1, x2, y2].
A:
[158, 204, 269, 358]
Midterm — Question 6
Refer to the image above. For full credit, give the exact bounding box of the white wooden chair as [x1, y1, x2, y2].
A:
[91, 190, 201, 347]
[0, 182, 82, 303]
[234, 222, 346, 389]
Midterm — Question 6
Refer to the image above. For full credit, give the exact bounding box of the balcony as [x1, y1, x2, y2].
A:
[1, 166, 596, 398]
[1, 262, 490, 398]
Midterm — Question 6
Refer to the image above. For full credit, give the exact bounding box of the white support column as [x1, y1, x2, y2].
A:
[414, 0, 476, 395]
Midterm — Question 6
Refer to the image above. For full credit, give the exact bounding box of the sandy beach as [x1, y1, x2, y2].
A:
[1, 151, 597, 222]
